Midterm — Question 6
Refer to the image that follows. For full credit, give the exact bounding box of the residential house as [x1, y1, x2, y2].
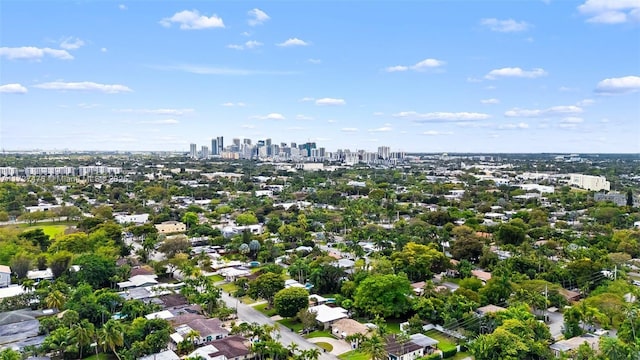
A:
[331, 318, 370, 343]
[549, 334, 601, 357]
[0, 309, 46, 352]
[385, 335, 424, 360]
[308, 304, 349, 329]
[117, 274, 159, 290]
[0, 265, 10, 287]
[155, 221, 187, 234]
[27, 268, 54, 281]
[171, 318, 229, 348]
[409, 333, 439, 355]
[115, 213, 150, 225]
[139, 350, 180, 360]
[471, 270, 492, 284]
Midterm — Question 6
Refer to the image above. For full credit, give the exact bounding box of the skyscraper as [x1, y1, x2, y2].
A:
[216, 136, 224, 154]
[190, 143, 197, 159]
[211, 138, 218, 155]
[201, 146, 209, 159]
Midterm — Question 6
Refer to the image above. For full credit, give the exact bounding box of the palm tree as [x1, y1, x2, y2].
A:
[360, 334, 387, 360]
[302, 348, 321, 360]
[72, 320, 95, 359]
[45, 289, 66, 310]
[100, 319, 124, 360]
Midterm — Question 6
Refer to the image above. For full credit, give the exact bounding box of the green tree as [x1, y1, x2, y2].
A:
[236, 212, 259, 226]
[248, 272, 285, 306]
[274, 287, 309, 318]
[353, 273, 412, 318]
[496, 223, 526, 246]
[72, 319, 95, 359]
[182, 212, 199, 229]
[360, 334, 387, 360]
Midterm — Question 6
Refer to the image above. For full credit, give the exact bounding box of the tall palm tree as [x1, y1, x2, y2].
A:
[303, 348, 321, 360]
[360, 334, 387, 360]
[100, 319, 124, 360]
[72, 320, 95, 359]
[185, 329, 201, 345]
[45, 289, 66, 310]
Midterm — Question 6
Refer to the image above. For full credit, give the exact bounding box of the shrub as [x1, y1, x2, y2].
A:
[442, 347, 458, 358]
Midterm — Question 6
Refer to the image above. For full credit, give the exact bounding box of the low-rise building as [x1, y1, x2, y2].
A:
[0, 265, 11, 287]
[155, 221, 187, 234]
[549, 334, 601, 357]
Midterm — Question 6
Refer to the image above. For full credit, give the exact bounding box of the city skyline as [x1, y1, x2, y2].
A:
[1, 1, 639, 153]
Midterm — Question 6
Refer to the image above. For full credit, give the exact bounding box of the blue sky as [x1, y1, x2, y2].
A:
[1, 0, 639, 153]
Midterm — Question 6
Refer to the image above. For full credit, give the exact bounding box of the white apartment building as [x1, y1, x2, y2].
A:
[569, 174, 610, 191]
[0, 167, 18, 177]
[24, 167, 75, 176]
[78, 166, 123, 176]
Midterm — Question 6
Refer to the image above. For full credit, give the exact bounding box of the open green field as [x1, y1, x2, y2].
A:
[338, 350, 369, 360]
[84, 354, 117, 360]
[219, 282, 238, 294]
[208, 274, 224, 282]
[2, 223, 70, 237]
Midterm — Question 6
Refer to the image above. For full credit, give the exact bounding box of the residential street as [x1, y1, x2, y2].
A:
[219, 291, 339, 360]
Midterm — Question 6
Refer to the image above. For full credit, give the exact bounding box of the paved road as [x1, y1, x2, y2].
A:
[219, 291, 338, 360]
[307, 337, 352, 355]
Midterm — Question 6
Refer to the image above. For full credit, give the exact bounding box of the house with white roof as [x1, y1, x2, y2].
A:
[309, 304, 349, 329]
[117, 274, 159, 290]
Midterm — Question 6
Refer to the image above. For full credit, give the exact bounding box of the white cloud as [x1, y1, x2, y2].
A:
[299, 97, 315, 102]
[60, 37, 85, 50]
[307, 58, 322, 64]
[341, 128, 358, 132]
[595, 75, 640, 94]
[227, 40, 263, 50]
[141, 119, 180, 125]
[372, 112, 384, 116]
[245, 40, 262, 49]
[0, 83, 28, 94]
[385, 58, 445, 72]
[101, 47, 108, 52]
[504, 105, 583, 117]
[422, 130, 454, 136]
[368, 126, 392, 132]
[160, 10, 225, 30]
[315, 98, 346, 106]
[327, 119, 337, 123]
[0, 46, 73, 60]
[480, 98, 500, 104]
[296, 114, 314, 120]
[561, 117, 584, 123]
[485, 67, 547, 79]
[221, 102, 246, 107]
[118, 4, 127, 10]
[498, 122, 530, 130]
[393, 111, 491, 122]
[153, 64, 297, 76]
[35, 81, 132, 93]
[252, 113, 286, 120]
[559, 86, 579, 92]
[480, 18, 531, 32]
[578, 0, 640, 24]
[248, 8, 270, 26]
[115, 108, 193, 115]
[577, 99, 595, 106]
[276, 38, 309, 47]
[241, 124, 256, 129]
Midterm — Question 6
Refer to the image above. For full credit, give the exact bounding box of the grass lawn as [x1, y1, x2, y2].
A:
[306, 329, 333, 338]
[15, 223, 68, 237]
[316, 342, 333, 352]
[451, 351, 471, 360]
[253, 303, 277, 317]
[277, 318, 304, 332]
[209, 274, 224, 282]
[338, 350, 369, 360]
[240, 296, 255, 304]
[84, 354, 116, 360]
[425, 330, 458, 352]
[219, 282, 238, 294]
[386, 320, 404, 334]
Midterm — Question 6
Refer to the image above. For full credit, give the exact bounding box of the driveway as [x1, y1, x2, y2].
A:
[219, 292, 338, 360]
[307, 337, 353, 355]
